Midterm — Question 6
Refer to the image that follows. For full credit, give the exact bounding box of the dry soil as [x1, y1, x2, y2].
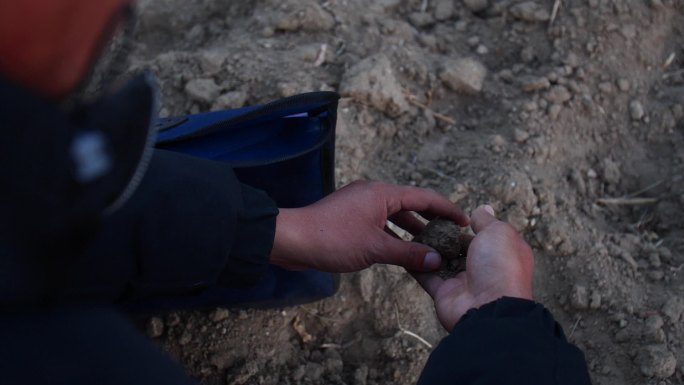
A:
[128, 1, 684, 384]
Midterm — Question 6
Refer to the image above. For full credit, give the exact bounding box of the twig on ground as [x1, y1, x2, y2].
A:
[319, 343, 343, 349]
[314, 44, 327, 67]
[399, 329, 434, 349]
[598, 180, 665, 206]
[663, 52, 676, 69]
[394, 302, 433, 349]
[422, 167, 456, 181]
[596, 197, 659, 206]
[404, 93, 457, 125]
[549, 0, 562, 29]
[569, 315, 582, 339]
[625, 179, 664, 198]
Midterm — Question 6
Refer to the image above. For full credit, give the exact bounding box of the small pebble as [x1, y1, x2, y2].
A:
[617, 78, 631, 92]
[630, 100, 645, 120]
[463, 0, 489, 12]
[545, 85, 572, 104]
[570, 284, 589, 310]
[146, 317, 165, 338]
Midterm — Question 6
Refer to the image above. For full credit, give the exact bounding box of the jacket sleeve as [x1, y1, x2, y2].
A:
[54, 149, 279, 302]
[417, 297, 592, 385]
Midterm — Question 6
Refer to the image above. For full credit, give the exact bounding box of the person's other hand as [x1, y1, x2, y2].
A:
[413, 205, 534, 331]
[270, 181, 469, 273]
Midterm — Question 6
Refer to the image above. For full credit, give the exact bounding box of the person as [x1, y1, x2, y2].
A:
[0, 1, 591, 384]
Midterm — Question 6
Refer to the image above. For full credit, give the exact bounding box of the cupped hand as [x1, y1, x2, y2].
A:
[270, 180, 469, 273]
[413, 205, 534, 331]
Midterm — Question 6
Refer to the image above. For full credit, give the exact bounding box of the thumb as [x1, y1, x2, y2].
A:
[372, 233, 441, 272]
[471, 205, 498, 233]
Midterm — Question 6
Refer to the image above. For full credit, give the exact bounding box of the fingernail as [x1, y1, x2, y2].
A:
[423, 251, 441, 270]
[484, 205, 495, 216]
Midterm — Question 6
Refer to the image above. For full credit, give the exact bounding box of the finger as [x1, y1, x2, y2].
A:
[471, 205, 498, 234]
[372, 232, 441, 272]
[387, 185, 469, 226]
[388, 212, 426, 236]
[411, 271, 444, 299]
[384, 225, 400, 239]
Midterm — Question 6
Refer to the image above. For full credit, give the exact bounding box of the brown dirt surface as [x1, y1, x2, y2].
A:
[128, 0, 684, 384]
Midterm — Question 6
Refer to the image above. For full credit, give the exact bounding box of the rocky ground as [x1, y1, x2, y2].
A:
[128, 0, 684, 383]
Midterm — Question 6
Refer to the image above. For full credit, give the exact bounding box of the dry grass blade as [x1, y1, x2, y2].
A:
[399, 329, 433, 349]
[394, 302, 433, 349]
[596, 197, 659, 205]
[597, 180, 664, 206]
[549, 0, 562, 28]
[314, 44, 327, 67]
[404, 93, 457, 125]
[569, 316, 582, 339]
[663, 52, 676, 69]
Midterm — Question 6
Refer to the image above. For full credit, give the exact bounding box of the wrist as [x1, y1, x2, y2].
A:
[271, 208, 309, 270]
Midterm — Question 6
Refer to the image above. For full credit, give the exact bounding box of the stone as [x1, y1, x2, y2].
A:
[598, 82, 614, 94]
[570, 284, 589, 310]
[520, 76, 551, 92]
[510, 1, 551, 22]
[212, 90, 248, 111]
[463, 0, 489, 13]
[198, 50, 227, 75]
[434, 0, 455, 20]
[601, 158, 621, 185]
[513, 128, 530, 143]
[146, 317, 164, 338]
[617, 78, 630, 92]
[629, 100, 645, 120]
[449, 183, 469, 203]
[466, 36, 480, 47]
[358, 268, 375, 302]
[440, 58, 487, 94]
[353, 365, 369, 385]
[455, 20, 469, 32]
[545, 85, 572, 104]
[636, 345, 677, 379]
[305, 362, 325, 381]
[209, 308, 230, 322]
[548, 104, 562, 120]
[662, 297, 684, 323]
[339, 54, 409, 117]
[273, 1, 335, 32]
[589, 291, 601, 309]
[408, 12, 435, 28]
[643, 315, 665, 342]
[324, 348, 344, 373]
[210, 352, 236, 370]
[649, 0, 664, 8]
[179, 330, 192, 345]
[185, 78, 221, 103]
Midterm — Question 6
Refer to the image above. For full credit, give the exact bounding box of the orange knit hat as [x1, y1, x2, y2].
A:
[0, 0, 133, 99]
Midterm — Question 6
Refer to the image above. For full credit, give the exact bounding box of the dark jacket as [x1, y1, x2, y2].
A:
[418, 297, 592, 384]
[0, 149, 278, 305]
[0, 78, 590, 384]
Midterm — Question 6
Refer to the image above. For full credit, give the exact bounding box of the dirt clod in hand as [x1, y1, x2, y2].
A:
[414, 219, 469, 279]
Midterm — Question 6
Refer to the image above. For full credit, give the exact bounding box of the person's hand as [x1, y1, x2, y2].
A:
[413, 205, 534, 331]
[270, 180, 469, 273]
